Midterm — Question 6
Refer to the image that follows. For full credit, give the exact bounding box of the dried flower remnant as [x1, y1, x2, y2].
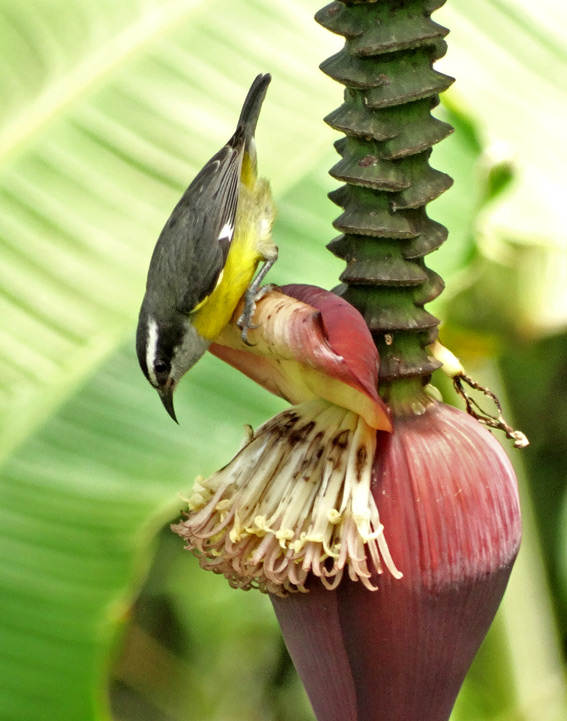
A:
[172, 286, 402, 595]
[430, 340, 529, 448]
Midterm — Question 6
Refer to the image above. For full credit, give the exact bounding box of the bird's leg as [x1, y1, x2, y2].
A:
[237, 255, 277, 344]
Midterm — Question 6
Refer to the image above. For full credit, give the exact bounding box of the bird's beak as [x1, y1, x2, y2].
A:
[158, 383, 178, 424]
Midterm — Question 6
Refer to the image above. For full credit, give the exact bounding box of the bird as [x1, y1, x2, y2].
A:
[136, 73, 277, 422]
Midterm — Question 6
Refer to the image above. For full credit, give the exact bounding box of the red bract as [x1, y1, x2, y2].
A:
[210, 284, 391, 431]
[272, 401, 521, 721]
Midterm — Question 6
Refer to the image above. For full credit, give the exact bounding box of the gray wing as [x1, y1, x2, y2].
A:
[145, 137, 244, 315]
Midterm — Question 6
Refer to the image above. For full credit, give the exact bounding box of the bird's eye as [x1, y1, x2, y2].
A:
[154, 359, 170, 375]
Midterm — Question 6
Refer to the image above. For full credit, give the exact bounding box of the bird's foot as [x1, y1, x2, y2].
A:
[236, 257, 277, 344]
[237, 284, 275, 345]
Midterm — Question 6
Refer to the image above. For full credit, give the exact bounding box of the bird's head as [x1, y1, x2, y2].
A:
[136, 304, 210, 422]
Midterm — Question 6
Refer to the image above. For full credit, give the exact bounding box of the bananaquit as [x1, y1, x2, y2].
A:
[136, 74, 277, 422]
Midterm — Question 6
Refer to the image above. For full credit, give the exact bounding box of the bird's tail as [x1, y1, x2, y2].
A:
[235, 73, 271, 187]
[237, 73, 271, 147]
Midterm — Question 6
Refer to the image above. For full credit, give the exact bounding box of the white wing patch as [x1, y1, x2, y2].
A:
[146, 317, 160, 386]
[217, 221, 234, 243]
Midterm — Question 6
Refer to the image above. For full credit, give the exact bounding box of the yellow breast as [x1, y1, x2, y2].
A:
[191, 179, 276, 341]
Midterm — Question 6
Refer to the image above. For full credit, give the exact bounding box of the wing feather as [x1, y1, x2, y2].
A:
[145, 138, 244, 315]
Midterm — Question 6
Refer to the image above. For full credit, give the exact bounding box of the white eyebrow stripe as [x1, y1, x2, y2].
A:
[146, 317, 159, 386]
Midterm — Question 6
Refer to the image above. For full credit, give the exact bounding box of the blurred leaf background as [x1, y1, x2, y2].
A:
[0, 1, 565, 720]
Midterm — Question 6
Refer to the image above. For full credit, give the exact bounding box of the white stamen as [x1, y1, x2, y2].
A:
[146, 317, 159, 386]
[172, 399, 402, 595]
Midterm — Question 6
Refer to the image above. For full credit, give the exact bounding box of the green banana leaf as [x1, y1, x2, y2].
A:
[0, 0, 565, 720]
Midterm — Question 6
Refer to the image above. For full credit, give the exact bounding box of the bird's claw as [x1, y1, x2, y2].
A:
[237, 293, 260, 345]
[237, 282, 277, 344]
[236, 256, 277, 345]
